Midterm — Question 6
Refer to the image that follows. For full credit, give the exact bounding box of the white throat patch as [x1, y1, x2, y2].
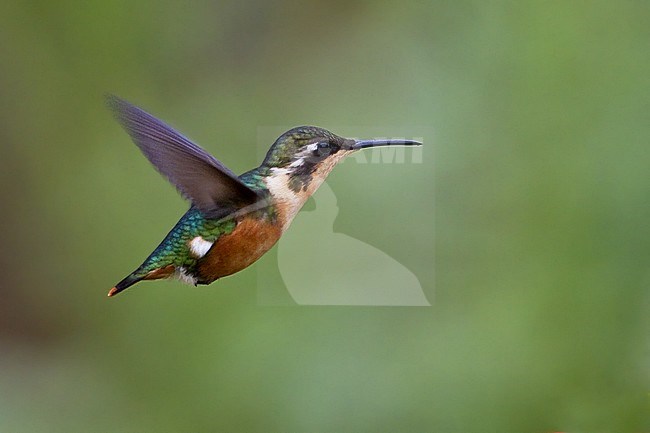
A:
[264, 149, 353, 233]
[265, 167, 305, 231]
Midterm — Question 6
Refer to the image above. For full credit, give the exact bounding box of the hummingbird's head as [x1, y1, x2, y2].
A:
[261, 126, 421, 192]
[262, 126, 347, 170]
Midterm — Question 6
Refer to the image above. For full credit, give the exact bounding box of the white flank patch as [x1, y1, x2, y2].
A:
[189, 236, 213, 258]
[176, 267, 197, 286]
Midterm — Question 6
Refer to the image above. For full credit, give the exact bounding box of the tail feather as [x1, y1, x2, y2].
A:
[108, 264, 177, 297]
[107, 274, 144, 297]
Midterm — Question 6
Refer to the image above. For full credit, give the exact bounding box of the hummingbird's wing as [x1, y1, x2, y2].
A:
[107, 95, 262, 218]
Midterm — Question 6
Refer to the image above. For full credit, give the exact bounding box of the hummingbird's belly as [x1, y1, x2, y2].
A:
[196, 216, 282, 283]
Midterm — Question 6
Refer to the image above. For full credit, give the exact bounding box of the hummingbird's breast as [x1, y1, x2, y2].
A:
[195, 215, 282, 283]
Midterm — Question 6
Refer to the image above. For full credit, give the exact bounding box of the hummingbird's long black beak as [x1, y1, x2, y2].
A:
[349, 138, 423, 150]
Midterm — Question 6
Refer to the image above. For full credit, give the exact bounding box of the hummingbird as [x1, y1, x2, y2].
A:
[106, 96, 421, 297]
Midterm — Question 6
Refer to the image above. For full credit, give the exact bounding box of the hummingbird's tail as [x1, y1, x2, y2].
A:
[108, 274, 143, 297]
[108, 264, 176, 297]
[108, 208, 193, 297]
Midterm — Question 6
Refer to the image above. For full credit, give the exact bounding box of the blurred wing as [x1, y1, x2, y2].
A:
[107, 95, 261, 217]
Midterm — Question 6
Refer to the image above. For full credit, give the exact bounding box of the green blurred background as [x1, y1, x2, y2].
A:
[1, 1, 649, 432]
